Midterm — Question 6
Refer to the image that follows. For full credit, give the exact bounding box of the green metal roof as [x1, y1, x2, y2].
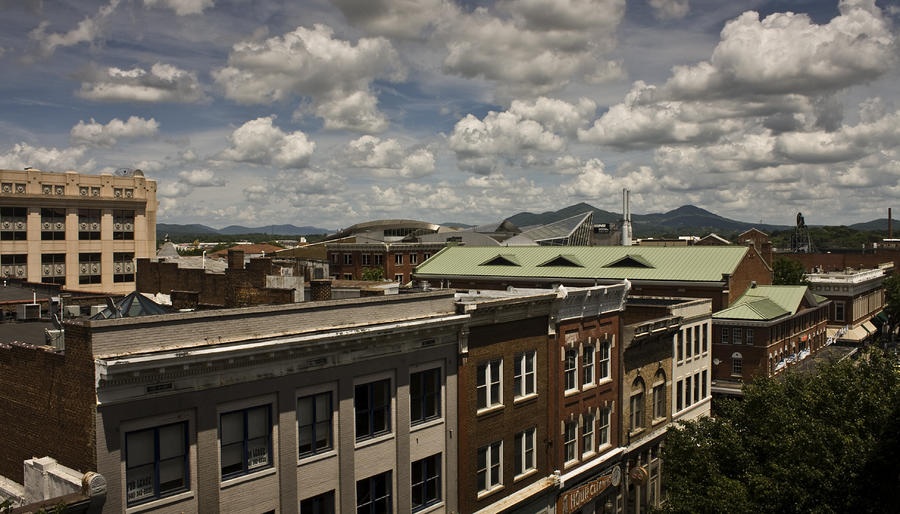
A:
[713, 285, 809, 321]
[414, 246, 752, 282]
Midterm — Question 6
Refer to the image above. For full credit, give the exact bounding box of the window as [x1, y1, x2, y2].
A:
[515, 428, 536, 476]
[513, 351, 536, 398]
[113, 209, 134, 240]
[113, 252, 134, 283]
[300, 491, 335, 514]
[732, 327, 743, 345]
[357, 471, 392, 514]
[721, 328, 729, 344]
[631, 379, 645, 431]
[653, 383, 665, 420]
[676, 380, 683, 411]
[745, 328, 753, 344]
[410, 253, 419, 265]
[694, 326, 700, 354]
[835, 301, 845, 322]
[41, 208, 66, 240]
[564, 421, 577, 463]
[598, 341, 611, 380]
[685, 331, 692, 358]
[331, 253, 339, 264]
[411, 454, 441, 511]
[39, 254, 65, 285]
[685, 376, 692, 407]
[298, 392, 332, 457]
[701, 370, 708, 399]
[220, 405, 271, 479]
[477, 442, 502, 494]
[582, 413, 595, 456]
[361, 254, 371, 266]
[344, 274, 353, 280]
[125, 422, 188, 506]
[677, 332, 683, 361]
[564, 349, 578, 391]
[374, 254, 384, 265]
[423, 253, 431, 261]
[598, 407, 611, 447]
[355, 379, 392, 440]
[394, 254, 404, 265]
[477, 359, 502, 410]
[77, 208, 101, 240]
[394, 274, 404, 283]
[78, 253, 101, 285]
[732, 353, 743, 376]
[1, 254, 26, 280]
[410, 368, 441, 425]
[344, 254, 353, 265]
[582, 346, 595, 386]
[0, 207, 27, 240]
[702, 324, 708, 352]
[693, 372, 700, 403]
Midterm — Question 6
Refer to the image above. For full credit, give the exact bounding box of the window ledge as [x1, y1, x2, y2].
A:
[297, 449, 337, 466]
[354, 431, 395, 450]
[564, 388, 580, 398]
[126, 490, 194, 514]
[221, 466, 277, 489]
[411, 417, 444, 432]
[476, 404, 505, 417]
[413, 501, 445, 514]
[513, 393, 538, 406]
[563, 458, 580, 470]
[514, 468, 539, 483]
[581, 382, 597, 392]
[477, 484, 505, 500]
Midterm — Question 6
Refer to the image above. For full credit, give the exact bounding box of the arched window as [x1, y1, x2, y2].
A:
[731, 352, 743, 377]
[630, 377, 646, 431]
[652, 370, 666, 420]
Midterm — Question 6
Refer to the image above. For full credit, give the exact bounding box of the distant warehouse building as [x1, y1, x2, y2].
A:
[0, 168, 157, 294]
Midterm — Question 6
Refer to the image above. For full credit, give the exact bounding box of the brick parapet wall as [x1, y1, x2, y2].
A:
[0, 324, 96, 480]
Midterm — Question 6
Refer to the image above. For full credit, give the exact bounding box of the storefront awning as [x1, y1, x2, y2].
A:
[862, 321, 877, 334]
[838, 325, 870, 342]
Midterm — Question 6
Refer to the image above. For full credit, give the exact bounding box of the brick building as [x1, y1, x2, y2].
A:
[711, 284, 830, 396]
[0, 291, 465, 513]
[0, 168, 156, 294]
[327, 241, 447, 284]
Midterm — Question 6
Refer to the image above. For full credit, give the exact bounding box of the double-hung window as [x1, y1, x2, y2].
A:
[477, 360, 502, 410]
[564, 349, 578, 391]
[357, 471, 392, 514]
[515, 428, 536, 476]
[582, 346, 595, 386]
[411, 454, 441, 511]
[653, 383, 666, 420]
[598, 341, 611, 381]
[598, 407, 611, 447]
[298, 392, 332, 457]
[564, 421, 578, 463]
[300, 491, 334, 514]
[220, 405, 272, 479]
[355, 379, 392, 440]
[513, 351, 536, 398]
[582, 413, 595, 457]
[410, 368, 441, 425]
[125, 422, 189, 506]
[477, 442, 502, 494]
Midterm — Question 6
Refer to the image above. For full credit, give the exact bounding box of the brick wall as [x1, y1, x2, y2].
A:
[0, 323, 96, 480]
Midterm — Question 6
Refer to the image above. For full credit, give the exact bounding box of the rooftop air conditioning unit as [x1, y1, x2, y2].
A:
[90, 305, 107, 316]
[17, 303, 40, 320]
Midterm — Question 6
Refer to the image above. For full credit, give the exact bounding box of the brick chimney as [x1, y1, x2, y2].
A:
[227, 249, 245, 270]
[310, 279, 332, 301]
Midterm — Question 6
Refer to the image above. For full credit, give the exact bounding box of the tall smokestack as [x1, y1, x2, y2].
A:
[621, 188, 632, 246]
[890, 208, 893, 239]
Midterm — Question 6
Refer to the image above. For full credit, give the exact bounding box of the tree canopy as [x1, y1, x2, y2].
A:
[772, 257, 808, 285]
[660, 348, 900, 514]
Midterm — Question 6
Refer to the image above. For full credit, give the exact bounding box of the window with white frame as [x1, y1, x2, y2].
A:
[477, 442, 502, 494]
[694, 326, 701, 354]
[677, 332, 684, 361]
[125, 421, 189, 506]
[564, 421, 578, 463]
[652, 372, 666, 420]
[598, 340, 611, 381]
[514, 428, 536, 476]
[220, 405, 272, 479]
[298, 391, 332, 457]
[582, 345, 595, 386]
[394, 254, 404, 265]
[581, 413, 595, 457]
[733, 327, 743, 344]
[357, 471, 392, 514]
[513, 351, 536, 399]
[477, 359, 502, 410]
[411, 453, 441, 512]
[702, 370, 708, 399]
[410, 367, 441, 425]
[410, 253, 419, 265]
[564, 349, 578, 391]
[745, 328, 754, 344]
[355, 378, 392, 440]
[685, 375, 692, 407]
[374, 254, 384, 265]
[702, 324, 708, 352]
[721, 327, 729, 343]
[676, 380, 683, 411]
[598, 407, 611, 447]
[732, 353, 743, 376]
[361, 254, 371, 266]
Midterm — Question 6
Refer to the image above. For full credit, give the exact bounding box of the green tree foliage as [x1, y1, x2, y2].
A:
[881, 274, 900, 345]
[772, 257, 808, 285]
[660, 348, 900, 514]
[361, 267, 385, 281]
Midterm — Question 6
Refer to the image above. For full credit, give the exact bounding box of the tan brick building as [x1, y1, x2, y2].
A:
[0, 168, 156, 294]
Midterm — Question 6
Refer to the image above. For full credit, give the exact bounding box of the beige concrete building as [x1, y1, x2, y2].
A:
[0, 168, 157, 294]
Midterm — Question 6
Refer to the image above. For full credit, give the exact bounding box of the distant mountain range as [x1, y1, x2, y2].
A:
[157, 203, 898, 239]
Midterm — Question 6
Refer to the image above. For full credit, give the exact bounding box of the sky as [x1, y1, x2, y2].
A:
[0, 0, 898, 231]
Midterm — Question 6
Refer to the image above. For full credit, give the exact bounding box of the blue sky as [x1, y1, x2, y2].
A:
[0, 0, 898, 230]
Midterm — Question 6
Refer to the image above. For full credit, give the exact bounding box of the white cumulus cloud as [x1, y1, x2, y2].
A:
[346, 136, 435, 178]
[28, 0, 120, 58]
[220, 116, 315, 169]
[78, 63, 206, 103]
[70, 116, 159, 147]
[143, 0, 214, 16]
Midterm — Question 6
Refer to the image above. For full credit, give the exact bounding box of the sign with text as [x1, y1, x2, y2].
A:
[557, 465, 621, 514]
